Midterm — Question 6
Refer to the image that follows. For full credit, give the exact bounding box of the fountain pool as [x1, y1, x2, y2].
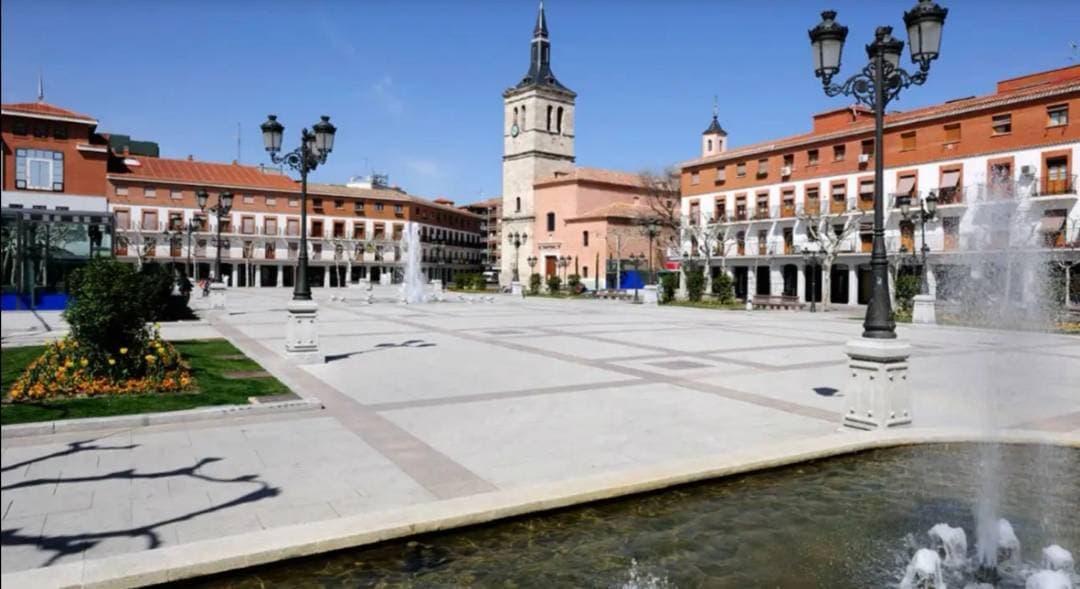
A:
[181, 443, 1077, 588]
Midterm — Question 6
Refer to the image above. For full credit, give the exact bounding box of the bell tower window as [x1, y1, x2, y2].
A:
[547, 105, 553, 131]
[556, 107, 563, 134]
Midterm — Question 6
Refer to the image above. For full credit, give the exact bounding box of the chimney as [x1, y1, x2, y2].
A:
[187, 154, 194, 161]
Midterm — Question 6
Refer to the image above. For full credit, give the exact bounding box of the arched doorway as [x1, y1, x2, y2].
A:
[733, 267, 748, 300]
[805, 264, 822, 303]
[831, 264, 849, 304]
[755, 265, 771, 296]
[857, 264, 872, 305]
[782, 264, 798, 297]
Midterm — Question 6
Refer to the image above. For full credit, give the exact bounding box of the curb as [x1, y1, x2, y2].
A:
[2, 427, 1076, 588]
[0, 398, 323, 439]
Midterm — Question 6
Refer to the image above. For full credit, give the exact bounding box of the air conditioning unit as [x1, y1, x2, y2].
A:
[1020, 165, 1035, 177]
[781, 166, 792, 176]
[858, 154, 870, 164]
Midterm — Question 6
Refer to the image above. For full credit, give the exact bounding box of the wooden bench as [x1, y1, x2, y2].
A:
[751, 295, 804, 310]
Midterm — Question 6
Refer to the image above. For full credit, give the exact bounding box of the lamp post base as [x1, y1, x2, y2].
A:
[285, 299, 324, 364]
[209, 282, 227, 310]
[510, 281, 524, 296]
[912, 294, 937, 325]
[842, 338, 912, 431]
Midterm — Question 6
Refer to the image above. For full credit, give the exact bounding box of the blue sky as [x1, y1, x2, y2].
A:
[2, 0, 1076, 203]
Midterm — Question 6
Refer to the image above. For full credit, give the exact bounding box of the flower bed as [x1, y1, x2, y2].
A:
[7, 326, 194, 401]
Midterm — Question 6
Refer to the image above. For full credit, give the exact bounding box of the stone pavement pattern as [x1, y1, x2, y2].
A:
[3, 288, 1079, 574]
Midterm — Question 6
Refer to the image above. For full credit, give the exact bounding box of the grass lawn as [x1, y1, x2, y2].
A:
[1, 339, 290, 425]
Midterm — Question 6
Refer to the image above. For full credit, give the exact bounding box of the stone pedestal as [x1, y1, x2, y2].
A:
[912, 294, 937, 325]
[641, 285, 659, 305]
[842, 338, 912, 431]
[285, 299, 324, 364]
[431, 279, 443, 293]
[510, 281, 524, 296]
[379, 273, 392, 286]
[209, 282, 227, 310]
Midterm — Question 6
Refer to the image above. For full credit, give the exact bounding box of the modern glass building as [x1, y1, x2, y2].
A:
[0, 207, 113, 310]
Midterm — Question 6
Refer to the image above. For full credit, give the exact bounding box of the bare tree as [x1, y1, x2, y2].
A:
[681, 211, 735, 293]
[800, 210, 864, 310]
[637, 168, 683, 256]
[116, 221, 158, 270]
[1047, 214, 1079, 307]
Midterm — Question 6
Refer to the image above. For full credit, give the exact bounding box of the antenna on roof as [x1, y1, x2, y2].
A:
[236, 122, 242, 164]
[36, 69, 45, 102]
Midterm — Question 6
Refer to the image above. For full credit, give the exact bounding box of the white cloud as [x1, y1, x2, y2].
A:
[405, 158, 443, 178]
[371, 76, 404, 116]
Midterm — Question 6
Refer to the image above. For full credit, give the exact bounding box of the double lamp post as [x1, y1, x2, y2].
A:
[259, 113, 337, 362]
[809, 0, 947, 429]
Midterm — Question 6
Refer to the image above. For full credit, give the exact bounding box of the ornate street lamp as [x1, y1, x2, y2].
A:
[526, 255, 538, 274]
[898, 191, 938, 296]
[261, 113, 337, 363]
[810, 0, 947, 339]
[644, 222, 661, 285]
[197, 188, 233, 285]
[507, 231, 527, 282]
[801, 244, 823, 313]
[261, 114, 336, 300]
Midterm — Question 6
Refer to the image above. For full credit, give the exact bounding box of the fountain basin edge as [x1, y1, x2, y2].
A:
[7, 427, 1076, 589]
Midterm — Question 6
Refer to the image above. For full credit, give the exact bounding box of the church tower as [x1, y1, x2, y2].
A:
[501, 0, 576, 285]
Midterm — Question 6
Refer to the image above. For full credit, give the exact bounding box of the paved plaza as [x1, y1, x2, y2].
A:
[2, 289, 1079, 583]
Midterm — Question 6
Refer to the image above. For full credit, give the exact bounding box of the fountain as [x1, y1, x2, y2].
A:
[400, 223, 426, 304]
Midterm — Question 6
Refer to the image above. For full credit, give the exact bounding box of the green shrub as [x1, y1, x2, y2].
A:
[659, 272, 677, 303]
[546, 275, 562, 293]
[64, 259, 153, 366]
[712, 272, 735, 304]
[529, 273, 542, 295]
[470, 273, 487, 290]
[453, 274, 470, 290]
[895, 273, 921, 313]
[567, 274, 582, 294]
[685, 265, 706, 302]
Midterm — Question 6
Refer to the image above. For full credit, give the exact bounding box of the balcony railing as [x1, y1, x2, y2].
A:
[829, 198, 847, 214]
[781, 202, 797, 218]
[1033, 174, 1077, 197]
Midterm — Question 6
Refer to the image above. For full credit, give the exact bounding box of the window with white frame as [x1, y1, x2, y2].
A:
[1047, 104, 1068, 127]
[144, 186, 157, 198]
[170, 189, 183, 200]
[14, 149, 64, 191]
[243, 194, 255, 204]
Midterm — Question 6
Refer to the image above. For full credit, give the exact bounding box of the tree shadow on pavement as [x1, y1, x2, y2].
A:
[326, 339, 436, 362]
[0, 439, 280, 567]
[1, 437, 138, 473]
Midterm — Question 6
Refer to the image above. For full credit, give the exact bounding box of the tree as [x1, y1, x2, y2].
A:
[1047, 214, 1080, 307]
[800, 210, 864, 310]
[116, 221, 159, 270]
[681, 211, 734, 295]
[637, 168, 683, 258]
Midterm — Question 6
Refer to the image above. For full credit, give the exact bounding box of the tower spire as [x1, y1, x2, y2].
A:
[534, 0, 548, 38]
[37, 69, 45, 102]
[509, 0, 572, 95]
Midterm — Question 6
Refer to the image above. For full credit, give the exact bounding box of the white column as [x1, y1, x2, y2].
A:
[230, 265, 238, 288]
[745, 266, 756, 309]
[770, 265, 783, 296]
[797, 264, 807, 301]
[848, 266, 859, 305]
[322, 266, 329, 288]
[277, 264, 284, 287]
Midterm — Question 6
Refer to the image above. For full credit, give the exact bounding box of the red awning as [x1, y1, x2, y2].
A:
[940, 170, 960, 188]
[896, 176, 916, 195]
